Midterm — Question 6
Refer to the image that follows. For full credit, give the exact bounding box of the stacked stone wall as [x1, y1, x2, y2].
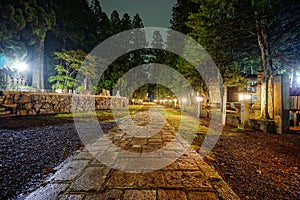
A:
[1, 92, 128, 116]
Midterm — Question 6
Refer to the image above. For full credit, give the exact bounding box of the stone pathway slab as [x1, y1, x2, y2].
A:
[24, 104, 240, 200]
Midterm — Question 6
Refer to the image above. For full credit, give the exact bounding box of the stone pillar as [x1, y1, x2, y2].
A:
[252, 83, 261, 116]
[209, 84, 221, 108]
[274, 74, 289, 134]
[282, 74, 290, 133]
[239, 100, 249, 129]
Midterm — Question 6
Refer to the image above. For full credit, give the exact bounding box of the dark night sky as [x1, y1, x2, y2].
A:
[100, 0, 177, 28]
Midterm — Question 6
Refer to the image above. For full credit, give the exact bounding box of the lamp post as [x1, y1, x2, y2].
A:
[182, 97, 187, 111]
[238, 93, 251, 129]
[174, 98, 177, 109]
[196, 95, 203, 118]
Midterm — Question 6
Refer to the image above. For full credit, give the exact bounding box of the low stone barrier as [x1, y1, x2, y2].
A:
[248, 119, 276, 133]
[0, 91, 128, 116]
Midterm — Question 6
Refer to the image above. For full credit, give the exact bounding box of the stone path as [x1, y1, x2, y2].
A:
[24, 105, 239, 200]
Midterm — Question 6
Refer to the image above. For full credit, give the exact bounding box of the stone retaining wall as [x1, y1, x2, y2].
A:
[0, 92, 128, 116]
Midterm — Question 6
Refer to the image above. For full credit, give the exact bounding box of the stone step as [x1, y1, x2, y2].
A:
[2, 104, 17, 108]
[0, 110, 11, 115]
[0, 113, 16, 118]
[0, 107, 6, 111]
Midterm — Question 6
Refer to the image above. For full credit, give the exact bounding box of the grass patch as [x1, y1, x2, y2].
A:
[161, 106, 208, 134]
[53, 104, 144, 122]
[231, 127, 244, 133]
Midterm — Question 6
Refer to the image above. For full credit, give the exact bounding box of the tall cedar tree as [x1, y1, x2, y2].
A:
[187, 0, 300, 119]
[0, 0, 55, 89]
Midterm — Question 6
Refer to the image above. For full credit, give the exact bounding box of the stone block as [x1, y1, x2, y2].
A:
[42, 102, 52, 109]
[13, 94, 20, 102]
[69, 166, 109, 192]
[39, 108, 53, 114]
[17, 109, 27, 116]
[123, 190, 156, 200]
[106, 171, 137, 188]
[28, 109, 37, 115]
[103, 189, 123, 200]
[180, 171, 212, 189]
[138, 171, 166, 187]
[158, 190, 187, 200]
[24, 183, 69, 200]
[60, 194, 84, 200]
[19, 94, 31, 103]
[175, 155, 200, 170]
[49, 160, 89, 182]
[84, 189, 123, 200]
[187, 191, 218, 200]
[34, 103, 42, 112]
[165, 171, 183, 188]
[24, 102, 33, 110]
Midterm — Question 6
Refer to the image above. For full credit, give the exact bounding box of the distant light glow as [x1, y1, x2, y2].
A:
[245, 94, 251, 100]
[238, 94, 244, 101]
[13, 62, 28, 71]
[182, 97, 187, 104]
[196, 96, 203, 102]
[238, 93, 251, 101]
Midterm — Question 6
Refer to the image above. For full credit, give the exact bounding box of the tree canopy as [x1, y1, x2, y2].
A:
[169, 0, 300, 119]
[0, 0, 147, 93]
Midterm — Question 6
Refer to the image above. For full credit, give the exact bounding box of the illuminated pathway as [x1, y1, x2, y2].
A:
[24, 104, 239, 200]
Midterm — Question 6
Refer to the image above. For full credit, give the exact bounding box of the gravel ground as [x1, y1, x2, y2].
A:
[0, 116, 115, 200]
[193, 121, 300, 200]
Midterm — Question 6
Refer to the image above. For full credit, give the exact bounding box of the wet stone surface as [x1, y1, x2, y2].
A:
[2, 105, 239, 200]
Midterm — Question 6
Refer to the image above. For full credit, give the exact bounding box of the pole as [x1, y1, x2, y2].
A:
[197, 101, 200, 118]
[240, 101, 245, 128]
[222, 86, 227, 126]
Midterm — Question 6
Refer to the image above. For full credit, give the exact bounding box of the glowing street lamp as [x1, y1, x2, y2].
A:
[13, 62, 28, 71]
[132, 99, 135, 105]
[196, 95, 204, 118]
[238, 93, 251, 101]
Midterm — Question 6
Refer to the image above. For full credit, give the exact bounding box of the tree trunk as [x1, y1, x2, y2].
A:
[32, 39, 45, 90]
[255, 12, 272, 119]
[292, 65, 297, 88]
